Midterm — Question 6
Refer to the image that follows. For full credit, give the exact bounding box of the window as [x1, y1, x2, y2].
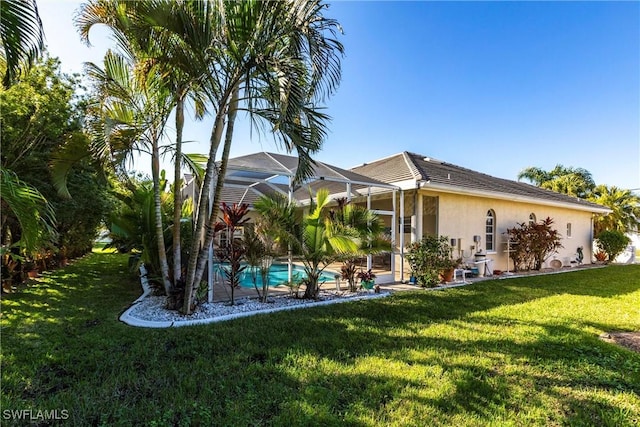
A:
[529, 213, 536, 225]
[486, 210, 495, 252]
[566, 223, 572, 238]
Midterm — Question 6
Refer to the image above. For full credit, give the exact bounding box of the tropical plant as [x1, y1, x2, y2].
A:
[216, 203, 250, 306]
[506, 217, 563, 271]
[254, 189, 359, 299]
[595, 230, 630, 263]
[242, 226, 269, 302]
[405, 235, 454, 287]
[518, 165, 595, 199]
[588, 185, 640, 235]
[0, 168, 56, 257]
[356, 268, 376, 282]
[82, 49, 174, 295]
[0, 0, 44, 88]
[105, 173, 172, 278]
[76, 0, 210, 290]
[331, 197, 390, 292]
[594, 250, 608, 263]
[180, 0, 344, 313]
[76, 0, 345, 313]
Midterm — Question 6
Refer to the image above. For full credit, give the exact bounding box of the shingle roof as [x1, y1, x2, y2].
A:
[351, 151, 610, 213]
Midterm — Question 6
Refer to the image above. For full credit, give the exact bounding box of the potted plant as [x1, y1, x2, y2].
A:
[406, 236, 455, 287]
[438, 257, 462, 283]
[356, 269, 376, 290]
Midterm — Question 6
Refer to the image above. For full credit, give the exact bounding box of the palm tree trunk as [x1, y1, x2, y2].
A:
[182, 109, 225, 314]
[191, 87, 240, 295]
[172, 94, 185, 285]
[303, 264, 320, 299]
[182, 80, 239, 314]
[152, 138, 172, 295]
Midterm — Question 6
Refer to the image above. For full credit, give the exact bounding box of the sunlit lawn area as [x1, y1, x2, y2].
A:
[2, 252, 639, 426]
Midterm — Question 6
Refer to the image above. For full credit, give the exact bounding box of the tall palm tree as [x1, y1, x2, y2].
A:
[76, 0, 344, 313]
[78, 0, 214, 293]
[77, 0, 216, 297]
[84, 50, 174, 295]
[182, 0, 344, 313]
[0, 0, 44, 88]
[588, 185, 640, 235]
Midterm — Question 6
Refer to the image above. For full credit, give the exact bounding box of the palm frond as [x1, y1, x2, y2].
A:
[0, 0, 45, 87]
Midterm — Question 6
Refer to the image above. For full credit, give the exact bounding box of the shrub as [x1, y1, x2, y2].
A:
[507, 217, 563, 271]
[406, 235, 454, 287]
[595, 230, 630, 263]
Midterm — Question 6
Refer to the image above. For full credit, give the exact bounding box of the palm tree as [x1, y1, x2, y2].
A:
[0, 0, 44, 88]
[76, 0, 344, 313]
[255, 189, 359, 299]
[0, 168, 56, 257]
[518, 164, 595, 198]
[331, 198, 390, 292]
[588, 185, 640, 235]
[182, 0, 344, 313]
[84, 50, 174, 295]
[77, 0, 215, 295]
[517, 166, 551, 187]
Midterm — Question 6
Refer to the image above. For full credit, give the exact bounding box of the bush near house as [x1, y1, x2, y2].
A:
[596, 230, 630, 263]
[406, 235, 455, 287]
[507, 217, 562, 271]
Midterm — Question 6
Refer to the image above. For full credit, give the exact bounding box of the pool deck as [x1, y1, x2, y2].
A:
[209, 264, 605, 302]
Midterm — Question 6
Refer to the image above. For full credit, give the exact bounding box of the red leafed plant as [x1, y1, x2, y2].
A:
[217, 203, 250, 305]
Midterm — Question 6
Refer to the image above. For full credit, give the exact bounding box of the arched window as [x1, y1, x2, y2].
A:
[529, 213, 536, 225]
[486, 210, 496, 252]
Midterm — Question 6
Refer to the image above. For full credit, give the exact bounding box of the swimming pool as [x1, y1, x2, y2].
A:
[214, 263, 339, 288]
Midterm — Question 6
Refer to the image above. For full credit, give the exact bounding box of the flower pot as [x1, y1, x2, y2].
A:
[27, 269, 39, 279]
[439, 268, 454, 283]
[361, 280, 375, 290]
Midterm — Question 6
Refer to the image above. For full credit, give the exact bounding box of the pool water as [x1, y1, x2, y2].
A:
[215, 263, 339, 288]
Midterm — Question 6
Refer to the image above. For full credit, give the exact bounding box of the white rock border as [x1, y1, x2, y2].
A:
[120, 267, 390, 328]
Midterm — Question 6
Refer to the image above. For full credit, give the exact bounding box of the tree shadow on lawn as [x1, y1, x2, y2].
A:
[3, 256, 638, 425]
[265, 312, 640, 425]
[1, 252, 139, 330]
[247, 267, 640, 424]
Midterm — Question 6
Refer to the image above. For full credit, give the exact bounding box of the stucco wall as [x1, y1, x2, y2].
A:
[431, 191, 594, 271]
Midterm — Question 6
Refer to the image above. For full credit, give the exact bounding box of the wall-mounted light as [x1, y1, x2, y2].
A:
[473, 235, 481, 243]
[450, 238, 457, 247]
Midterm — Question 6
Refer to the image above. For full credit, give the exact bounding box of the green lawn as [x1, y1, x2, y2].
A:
[2, 252, 639, 426]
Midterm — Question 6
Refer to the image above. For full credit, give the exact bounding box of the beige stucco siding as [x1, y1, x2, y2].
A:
[432, 191, 594, 271]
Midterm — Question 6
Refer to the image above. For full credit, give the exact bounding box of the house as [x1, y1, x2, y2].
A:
[350, 151, 612, 279]
[183, 151, 611, 287]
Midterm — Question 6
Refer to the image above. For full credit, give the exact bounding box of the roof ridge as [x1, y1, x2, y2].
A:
[348, 151, 404, 169]
[402, 152, 426, 181]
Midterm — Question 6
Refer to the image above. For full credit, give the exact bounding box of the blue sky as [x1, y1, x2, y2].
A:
[39, 1, 639, 190]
